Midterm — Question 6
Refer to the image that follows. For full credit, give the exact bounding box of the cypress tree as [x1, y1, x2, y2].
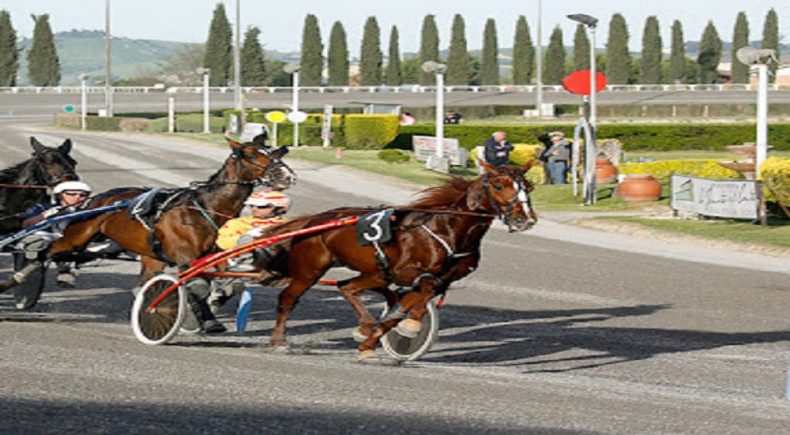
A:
[0, 10, 18, 86]
[419, 15, 439, 85]
[203, 4, 232, 86]
[605, 14, 630, 84]
[385, 25, 402, 86]
[481, 18, 499, 85]
[300, 14, 323, 86]
[762, 8, 780, 81]
[544, 26, 565, 85]
[512, 15, 534, 85]
[27, 14, 59, 86]
[573, 24, 590, 71]
[447, 14, 470, 85]
[669, 20, 685, 83]
[640, 16, 662, 84]
[731, 12, 749, 84]
[327, 21, 349, 86]
[240, 27, 266, 86]
[697, 21, 722, 84]
[359, 16, 382, 86]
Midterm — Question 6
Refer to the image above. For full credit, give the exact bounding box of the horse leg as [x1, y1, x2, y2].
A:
[358, 278, 439, 360]
[336, 275, 389, 342]
[134, 256, 167, 294]
[270, 275, 323, 347]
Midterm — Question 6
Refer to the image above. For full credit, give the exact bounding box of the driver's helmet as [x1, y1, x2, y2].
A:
[245, 190, 291, 212]
[53, 180, 92, 195]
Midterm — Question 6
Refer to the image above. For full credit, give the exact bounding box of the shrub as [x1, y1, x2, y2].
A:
[377, 149, 410, 163]
[345, 114, 400, 150]
[762, 157, 790, 203]
[147, 117, 169, 133]
[86, 116, 122, 131]
[509, 143, 543, 164]
[54, 113, 80, 129]
[617, 159, 741, 182]
[119, 117, 151, 132]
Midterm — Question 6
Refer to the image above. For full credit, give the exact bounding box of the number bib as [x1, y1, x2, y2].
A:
[356, 209, 395, 245]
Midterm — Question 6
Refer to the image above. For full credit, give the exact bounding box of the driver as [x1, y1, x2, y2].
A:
[13, 181, 92, 304]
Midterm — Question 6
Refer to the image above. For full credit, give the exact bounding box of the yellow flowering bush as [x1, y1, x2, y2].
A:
[617, 159, 741, 182]
[761, 157, 790, 203]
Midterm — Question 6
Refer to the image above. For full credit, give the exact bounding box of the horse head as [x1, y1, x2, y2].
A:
[472, 160, 538, 232]
[225, 135, 295, 190]
[29, 137, 79, 186]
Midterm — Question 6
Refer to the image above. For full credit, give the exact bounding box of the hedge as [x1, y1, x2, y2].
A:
[617, 159, 741, 181]
[85, 116, 123, 131]
[344, 114, 400, 149]
[147, 114, 225, 133]
[762, 157, 790, 203]
[390, 124, 790, 152]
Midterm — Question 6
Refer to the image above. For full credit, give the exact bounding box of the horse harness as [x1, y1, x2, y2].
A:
[230, 145, 293, 187]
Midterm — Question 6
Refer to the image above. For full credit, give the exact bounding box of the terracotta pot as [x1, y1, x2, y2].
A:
[595, 157, 618, 184]
[618, 174, 661, 202]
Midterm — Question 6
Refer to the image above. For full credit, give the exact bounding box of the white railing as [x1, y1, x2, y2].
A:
[0, 83, 784, 94]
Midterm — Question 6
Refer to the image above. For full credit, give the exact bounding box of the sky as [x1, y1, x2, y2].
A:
[0, 0, 787, 55]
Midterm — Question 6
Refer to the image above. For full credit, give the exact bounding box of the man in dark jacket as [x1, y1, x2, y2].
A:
[483, 131, 513, 168]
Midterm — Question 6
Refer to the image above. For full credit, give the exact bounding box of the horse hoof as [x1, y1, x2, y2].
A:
[271, 344, 289, 353]
[395, 319, 422, 338]
[357, 349, 379, 362]
[351, 327, 369, 343]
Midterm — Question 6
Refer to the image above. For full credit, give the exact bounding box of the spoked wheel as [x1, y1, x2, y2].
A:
[381, 299, 440, 361]
[131, 274, 187, 345]
[12, 253, 46, 310]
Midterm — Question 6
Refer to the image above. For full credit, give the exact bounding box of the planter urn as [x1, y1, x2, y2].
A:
[618, 174, 661, 202]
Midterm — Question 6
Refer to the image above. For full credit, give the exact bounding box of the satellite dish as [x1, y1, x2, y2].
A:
[736, 47, 778, 65]
[421, 61, 438, 73]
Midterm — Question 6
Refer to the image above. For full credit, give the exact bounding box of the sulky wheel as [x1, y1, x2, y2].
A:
[131, 274, 187, 345]
[381, 299, 440, 361]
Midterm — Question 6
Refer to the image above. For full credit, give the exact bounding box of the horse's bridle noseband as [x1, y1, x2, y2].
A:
[232, 146, 294, 187]
[480, 173, 534, 228]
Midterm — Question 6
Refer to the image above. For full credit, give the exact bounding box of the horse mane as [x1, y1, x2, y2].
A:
[0, 160, 30, 183]
[406, 176, 473, 209]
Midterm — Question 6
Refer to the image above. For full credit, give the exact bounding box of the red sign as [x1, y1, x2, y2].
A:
[562, 70, 607, 95]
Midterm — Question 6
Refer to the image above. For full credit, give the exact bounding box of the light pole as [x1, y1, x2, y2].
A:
[535, 0, 543, 117]
[103, 0, 113, 117]
[284, 64, 301, 147]
[197, 68, 211, 134]
[79, 73, 88, 131]
[736, 47, 777, 174]
[233, 0, 242, 111]
[568, 13, 599, 205]
[422, 61, 448, 173]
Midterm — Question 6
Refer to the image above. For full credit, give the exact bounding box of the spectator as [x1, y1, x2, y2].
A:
[400, 112, 417, 126]
[544, 131, 571, 184]
[443, 112, 462, 124]
[482, 131, 513, 169]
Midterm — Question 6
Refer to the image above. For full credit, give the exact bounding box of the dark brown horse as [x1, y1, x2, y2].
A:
[0, 137, 78, 233]
[44, 137, 294, 285]
[264, 160, 536, 361]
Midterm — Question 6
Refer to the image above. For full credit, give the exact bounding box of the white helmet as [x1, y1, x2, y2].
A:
[53, 181, 92, 195]
[245, 190, 291, 210]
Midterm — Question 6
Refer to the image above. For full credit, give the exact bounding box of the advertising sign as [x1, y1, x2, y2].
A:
[411, 135, 466, 166]
[670, 175, 762, 220]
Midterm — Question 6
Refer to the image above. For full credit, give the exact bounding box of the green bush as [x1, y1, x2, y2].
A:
[86, 116, 122, 131]
[377, 149, 410, 163]
[147, 114, 224, 133]
[344, 114, 400, 150]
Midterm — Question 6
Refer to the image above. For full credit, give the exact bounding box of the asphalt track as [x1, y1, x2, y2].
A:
[1, 116, 789, 434]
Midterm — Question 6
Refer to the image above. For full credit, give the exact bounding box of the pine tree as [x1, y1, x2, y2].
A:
[300, 14, 323, 86]
[327, 21, 349, 86]
[731, 12, 749, 84]
[512, 15, 534, 85]
[697, 21, 722, 84]
[605, 13, 630, 84]
[385, 25, 401, 86]
[762, 8, 780, 82]
[669, 20, 685, 83]
[640, 16, 662, 84]
[0, 10, 18, 86]
[419, 15, 439, 85]
[359, 16, 382, 86]
[202, 4, 232, 86]
[240, 27, 266, 86]
[544, 26, 565, 85]
[480, 18, 499, 85]
[573, 24, 590, 71]
[447, 14, 470, 85]
[27, 14, 59, 86]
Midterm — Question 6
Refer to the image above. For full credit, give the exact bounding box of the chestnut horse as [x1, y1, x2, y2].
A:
[0, 137, 79, 233]
[264, 160, 536, 361]
[44, 137, 294, 286]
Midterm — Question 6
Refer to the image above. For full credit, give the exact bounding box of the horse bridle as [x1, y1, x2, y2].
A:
[231, 146, 294, 187]
[480, 173, 534, 227]
[32, 148, 78, 186]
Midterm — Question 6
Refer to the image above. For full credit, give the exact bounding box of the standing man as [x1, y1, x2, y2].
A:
[545, 131, 571, 184]
[483, 131, 513, 168]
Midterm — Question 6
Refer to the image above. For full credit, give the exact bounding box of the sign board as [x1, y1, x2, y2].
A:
[412, 135, 467, 166]
[287, 111, 308, 123]
[63, 105, 75, 113]
[240, 122, 269, 143]
[562, 70, 607, 95]
[321, 104, 333, 147]
[670, 174, 762, 220]
[265, 111, 286, 123]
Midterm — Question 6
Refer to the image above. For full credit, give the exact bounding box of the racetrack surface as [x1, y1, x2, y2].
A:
[1, 117, 789, 434]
